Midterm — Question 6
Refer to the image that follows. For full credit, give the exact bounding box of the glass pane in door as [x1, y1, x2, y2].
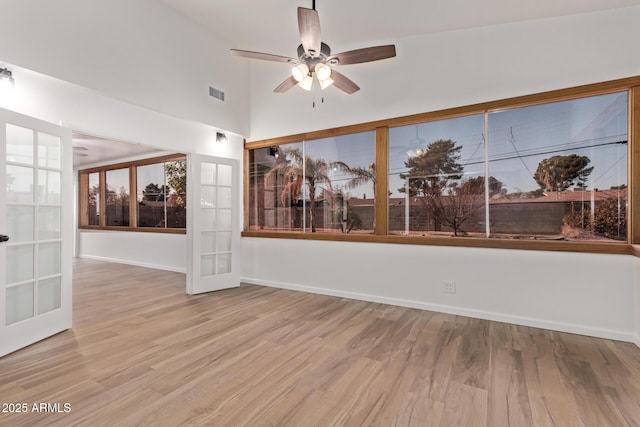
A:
[6, 124, 34, 164]
[6, 245, 34, 284]
[38, 132, 61, 169]
[6, 283, 34, 325]
[37, 277, 61, 315]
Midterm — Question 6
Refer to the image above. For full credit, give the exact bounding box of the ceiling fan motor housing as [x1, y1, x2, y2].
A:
[297, 42, 333, 69]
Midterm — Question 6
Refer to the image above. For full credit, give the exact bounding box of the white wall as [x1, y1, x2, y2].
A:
[247, 6, 640, 140]
[242, 238, 635, 341]
[0, 64, 244, 274]
[0, 0, 249, 136]
[79, 231, 187, 273]
[242, 6, 640, 343]
[635, 254, 640, 347]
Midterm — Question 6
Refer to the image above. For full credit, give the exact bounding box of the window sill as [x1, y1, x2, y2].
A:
[79, 226, 186, 235]
[241, 231, 632, 255]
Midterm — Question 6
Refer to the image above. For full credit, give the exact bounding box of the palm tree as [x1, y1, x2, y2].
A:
[266, 147, 334, 232]
[337, 162, 376, 231]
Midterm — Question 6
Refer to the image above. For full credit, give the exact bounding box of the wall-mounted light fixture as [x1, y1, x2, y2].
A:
[269, 146, 280, 159]
[216, 131, 228, 144]
[0, 67, 14, 91]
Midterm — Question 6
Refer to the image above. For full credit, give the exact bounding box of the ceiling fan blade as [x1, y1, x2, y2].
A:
[274, 76, 298, 93]
[331, 70, 360, 94]
[231, 49, 298, 64]
[329, 45, 396, 66]
[298, 7, 321, 57]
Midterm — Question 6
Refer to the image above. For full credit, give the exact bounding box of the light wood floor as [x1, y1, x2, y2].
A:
[1, 259, 640, 426]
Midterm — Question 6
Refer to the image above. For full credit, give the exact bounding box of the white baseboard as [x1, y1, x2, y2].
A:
[241, 276, 636, 344]
[78, 254, 186, 274]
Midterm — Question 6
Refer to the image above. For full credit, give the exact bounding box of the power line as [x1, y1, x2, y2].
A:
[507, 127, 535, 179]
[388, 139, 627, 175]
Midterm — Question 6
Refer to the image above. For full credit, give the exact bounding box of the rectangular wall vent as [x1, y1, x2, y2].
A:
[209, 86, 225, 101]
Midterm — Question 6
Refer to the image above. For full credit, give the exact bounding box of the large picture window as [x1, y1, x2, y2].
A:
[389, 114, 486, 237]
[248, 132, 375, 234]
[487, 92, 627, 242]
[244, 77, 640, 254]
[79, 154, 186, 233]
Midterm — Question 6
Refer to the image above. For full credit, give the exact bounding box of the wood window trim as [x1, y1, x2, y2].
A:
[78, 153, 187, 234]
[243, 76, 640, 255]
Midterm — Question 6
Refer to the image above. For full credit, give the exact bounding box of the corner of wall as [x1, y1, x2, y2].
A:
[634, 252, 640, 349]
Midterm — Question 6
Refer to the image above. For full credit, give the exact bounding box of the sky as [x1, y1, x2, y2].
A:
[256, 91, 628, 201]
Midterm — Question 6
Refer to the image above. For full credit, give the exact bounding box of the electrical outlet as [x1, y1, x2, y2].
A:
[442, 280, 456, 294]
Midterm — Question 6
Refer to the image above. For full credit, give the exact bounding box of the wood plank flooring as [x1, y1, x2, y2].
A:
[1, 258, 640, 426]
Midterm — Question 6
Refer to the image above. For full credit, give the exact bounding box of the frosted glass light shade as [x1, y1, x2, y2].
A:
[315, 63, 332, 81]
[291, 64, 309, 82]
[319, 77, 334, 90]
[298, 75, 313, 91]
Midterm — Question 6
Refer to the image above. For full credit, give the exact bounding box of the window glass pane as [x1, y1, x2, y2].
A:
[201, 231, 216, 253]
[6, 283, 34, 325]
[38, 277, 61, 315]
[217, 231, 232, 252]
[248, 142, 304, 231]
[39, 206, 61, 240]
[38, 242, 61, 277]
[38, 170, 61, 204]
[217, 209, 232, 231]
[88, 172, 100, 226]
[389, 115, 486, 237]
[7, 206, 34, 242]
[6, 244, 34, 284]
[164, 160, 186, 228]
[487, 92, 627, 242]
[217, 253, 231, 274]
[106, 168, 130, 226]
[136, 160, 186, 229]
[202, 163, 216, 185]
[303, 131, 376, 234]
[217, 187, 232, 209]
[6, 124, 33, 165]
[6, 165, 34, 203]
[218, 164, 232, 187]
[137, 163, 166, 227]
[38, 132, 61, 169]
[201, 254, 215, 277]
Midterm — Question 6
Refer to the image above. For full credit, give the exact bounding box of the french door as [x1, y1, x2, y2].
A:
[0, 108, 72, 357]
[186, 154, 240, 294]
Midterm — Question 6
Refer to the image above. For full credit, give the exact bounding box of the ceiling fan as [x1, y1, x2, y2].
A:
[230, 0, 396, 94]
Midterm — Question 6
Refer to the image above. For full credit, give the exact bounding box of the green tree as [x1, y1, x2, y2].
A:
[267, 148, 334, 232]
[165, 160, 186, 207]
[459, 176, 506, 197]
[142, 183, 164, 202]
[533, 154, 593, 192]
[398, 139, 463, 196]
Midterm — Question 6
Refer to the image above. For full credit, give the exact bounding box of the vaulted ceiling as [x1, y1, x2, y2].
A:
[160, 0, 640, 54]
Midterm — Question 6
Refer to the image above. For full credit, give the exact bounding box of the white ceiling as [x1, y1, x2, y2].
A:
[72, 133, 163, 168]
[160, 0, 640, 55]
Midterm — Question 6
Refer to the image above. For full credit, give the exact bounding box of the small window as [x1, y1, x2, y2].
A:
[248, 131, 375, 234]
[79, 154, 186, 233]
[137, 160, 186, 228]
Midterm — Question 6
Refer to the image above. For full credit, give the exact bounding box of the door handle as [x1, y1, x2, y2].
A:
[0, 234, 9, 243]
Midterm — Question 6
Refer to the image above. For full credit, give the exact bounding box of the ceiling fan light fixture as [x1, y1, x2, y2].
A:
[298, 75, 313, 91]
[291, 63, 309, 82]
[319, 76, 334, 90]
[315, 63, 331, 81]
